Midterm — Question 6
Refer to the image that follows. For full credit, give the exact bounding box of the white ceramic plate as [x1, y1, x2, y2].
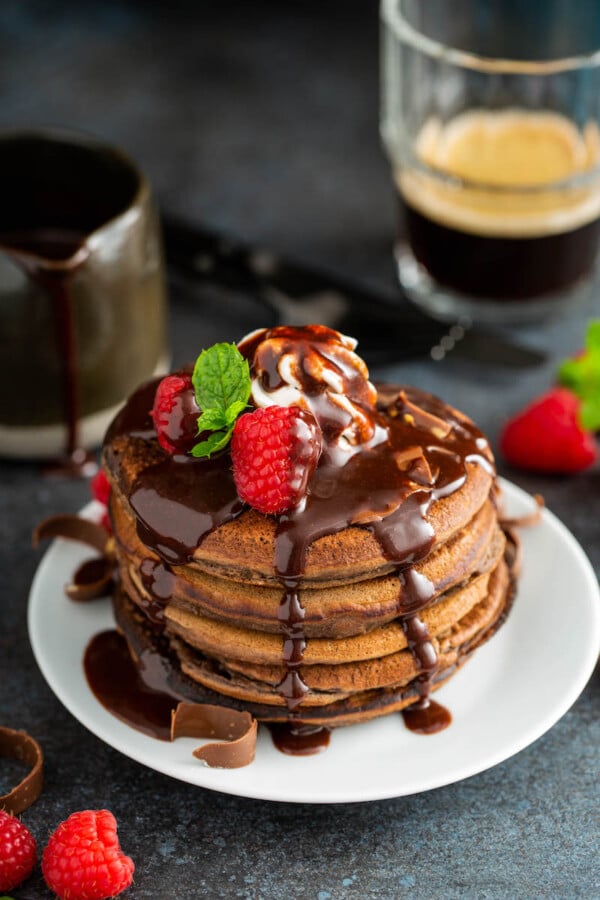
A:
[28, 480, 600, 804]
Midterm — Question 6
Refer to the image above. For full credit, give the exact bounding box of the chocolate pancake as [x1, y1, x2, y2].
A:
[100, 324, 518, 743]
[112, 545, 516, 726]
[114, 496, 504, 637]
[104, 383, 494, 586]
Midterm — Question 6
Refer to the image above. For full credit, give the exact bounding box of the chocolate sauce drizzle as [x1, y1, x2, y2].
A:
[1, 230, 95, 475]
[139, 559, 176, 625]
[106, 339, 493, 753]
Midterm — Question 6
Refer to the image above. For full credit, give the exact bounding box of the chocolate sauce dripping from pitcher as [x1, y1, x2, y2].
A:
[0, 230, 93, 474]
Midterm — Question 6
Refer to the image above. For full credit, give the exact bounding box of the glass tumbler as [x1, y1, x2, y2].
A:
[381, 0, 600, 323]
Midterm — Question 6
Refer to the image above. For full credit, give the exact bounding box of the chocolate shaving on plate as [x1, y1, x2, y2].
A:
[67, 557, 116, 601]
[0, 727, 44, 815]
[170, 702, 257, 768]
[33, 514, 111, 555]
[33, 514, 116, 601]
[500, 494, 544, 530]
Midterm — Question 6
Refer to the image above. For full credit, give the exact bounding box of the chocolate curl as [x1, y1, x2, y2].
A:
[66, 557, 116, 602]
[0, 727, 44, 815]
[500, 494, 544, 530]
[394, 391, 453, 439]
[170, 702, 257, 768]
[33, 515, 115, 601]
[33, 514, 112, 555]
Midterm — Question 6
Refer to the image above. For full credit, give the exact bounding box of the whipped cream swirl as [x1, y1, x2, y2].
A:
[238, 325, 387, 461]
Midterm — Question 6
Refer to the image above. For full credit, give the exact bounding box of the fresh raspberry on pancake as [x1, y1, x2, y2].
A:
[151, 373, 200, 455]
[231, 405, 322, 514]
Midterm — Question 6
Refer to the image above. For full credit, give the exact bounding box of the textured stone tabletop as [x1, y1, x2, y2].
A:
[0, 2, 598, 897]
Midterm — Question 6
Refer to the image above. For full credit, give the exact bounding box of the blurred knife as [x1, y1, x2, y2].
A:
[163, 217, 544, 368]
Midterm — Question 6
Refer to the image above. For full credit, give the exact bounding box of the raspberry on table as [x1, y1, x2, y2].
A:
[231, 405, 322, 514]
[500, 386, 597, 474]
[0, 809, 37, 893]
[151, 373, 201, 455]
[42, 809, 134, 900]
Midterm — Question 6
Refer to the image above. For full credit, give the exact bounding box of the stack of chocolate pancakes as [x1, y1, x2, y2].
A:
[103, 325, 516, 739]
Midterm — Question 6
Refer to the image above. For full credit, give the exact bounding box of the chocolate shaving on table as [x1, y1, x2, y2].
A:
[170, 702, 257, 768]
[33, 514, 112, 555]
[0, 727, 44, 815]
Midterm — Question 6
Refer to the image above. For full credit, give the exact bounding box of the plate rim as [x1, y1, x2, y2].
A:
[28, 479, 600, 804]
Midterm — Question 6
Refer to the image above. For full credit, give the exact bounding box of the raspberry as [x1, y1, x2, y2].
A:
[90, 470, 112, 532]
[500, 387, 597, 474]
[151, 373, 200, 454]
[91, 470, 111, 507]
[231, 405, 322, 514]
[0, 809, 37, 892]
[42, 809, 134, 900]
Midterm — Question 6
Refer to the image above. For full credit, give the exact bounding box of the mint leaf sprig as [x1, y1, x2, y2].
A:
[190, 343, 251, 457]
[558, 320, 600, 432]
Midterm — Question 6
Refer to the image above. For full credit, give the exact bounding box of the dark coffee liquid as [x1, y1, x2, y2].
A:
[400, 197, 600, 301]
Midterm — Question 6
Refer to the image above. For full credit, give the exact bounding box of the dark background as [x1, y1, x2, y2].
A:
[1, 2, 598, 898]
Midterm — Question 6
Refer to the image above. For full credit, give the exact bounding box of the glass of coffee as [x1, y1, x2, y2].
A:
[381, 0, 600, 323]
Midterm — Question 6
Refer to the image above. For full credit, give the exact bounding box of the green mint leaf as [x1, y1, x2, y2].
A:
[190, 428, 233, 458]
[224, 398, 249, 426]
[196, 407, 229, 433]
[557, 319, 600, 431]
[192, 343, 251, 415]
[189, 342, 251, 457]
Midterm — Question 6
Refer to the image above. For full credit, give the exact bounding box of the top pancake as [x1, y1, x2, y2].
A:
[103, 378, 496, 586]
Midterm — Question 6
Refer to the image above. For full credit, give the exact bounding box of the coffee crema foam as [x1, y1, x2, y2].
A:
[397, 110, 600, 238]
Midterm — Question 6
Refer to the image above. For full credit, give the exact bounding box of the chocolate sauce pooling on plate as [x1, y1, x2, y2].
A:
[402, 699, 452, 735]
[85, 630, 175, 740]
[268, 722, 331, 756]
[105, 360, 493, 753]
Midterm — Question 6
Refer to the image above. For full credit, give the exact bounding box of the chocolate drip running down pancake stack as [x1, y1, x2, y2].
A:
[102, 325, 517, 749]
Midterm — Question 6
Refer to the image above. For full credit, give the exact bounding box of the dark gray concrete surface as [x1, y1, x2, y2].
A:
[0, 2, 598, 897]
